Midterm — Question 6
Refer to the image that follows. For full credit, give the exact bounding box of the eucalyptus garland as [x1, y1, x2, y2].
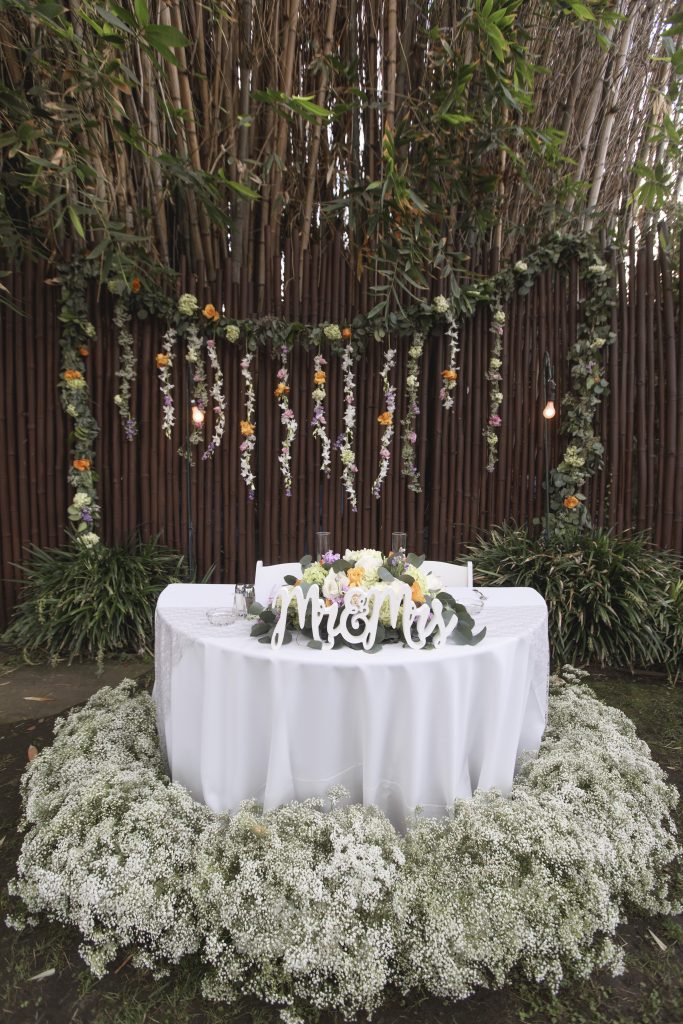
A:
[311, 351, 331, 477]
[275, 345, 298, 496]
[372, 347, 397, 499]
[401, 333, 425, 493]
[112, 297, 137, 440]
[57, 260, 100, 540]
[484, 306, 505, 472]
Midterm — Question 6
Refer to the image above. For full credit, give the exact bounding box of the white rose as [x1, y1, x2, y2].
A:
[322, 571, 347, 600]
[514, 260, 528, 272]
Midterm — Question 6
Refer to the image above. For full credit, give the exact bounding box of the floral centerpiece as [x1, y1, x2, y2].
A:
[250, 548, 485, 651]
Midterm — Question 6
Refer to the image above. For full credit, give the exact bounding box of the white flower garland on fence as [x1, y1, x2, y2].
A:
[240, 349, 256, 500]
[339, 343, 358, 511]
[441, 305, 460, 412]
[311, 351, 331, 477]
[401, 333, 425, 492]
[275, 345, 297, 496]
[202, 336, 226, 460]
[485, 306, 505, 472]
[112, 298, 137, 440]
[372, 347, 397, 499]
[157, 327, 177, 439]
[185, 325, 207, 446]
[7, 671, 680, 1023]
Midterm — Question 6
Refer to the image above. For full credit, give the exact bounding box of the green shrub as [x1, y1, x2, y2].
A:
[469, 525, 682, 675]
[2, 535, 188, 665]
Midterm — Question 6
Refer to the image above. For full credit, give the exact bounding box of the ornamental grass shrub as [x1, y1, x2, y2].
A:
[469, 526, 682, 674]
[2, 535, 187, 664]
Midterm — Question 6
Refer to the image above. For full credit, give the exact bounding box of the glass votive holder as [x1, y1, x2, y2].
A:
[315, 531, 331, 562]
[206, 608, 236, 627]
[391, 531, 407, 553]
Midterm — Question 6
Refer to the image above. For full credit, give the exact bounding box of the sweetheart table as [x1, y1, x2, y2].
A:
[153, 583, 549, 829]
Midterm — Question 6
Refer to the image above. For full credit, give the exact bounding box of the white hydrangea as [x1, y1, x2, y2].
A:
[77, 533, 100, 548]
[432, 296, 450, 314]
[302, 562, 328, 586]
[72, 491, 91, 508]
[178, 293, 199, 316]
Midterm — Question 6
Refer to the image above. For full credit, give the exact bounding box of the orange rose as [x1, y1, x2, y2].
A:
[72, 458, 91, 471]
[411, 581, 425, 604]
[347, 567, 364, 588]
[63, 369, 82, 380]
[274, 383, 290, 398]
[442, 369, 457, 381]
[131, 276, 141, 294]
[156, 353, 170, 368]
[342, 326, 352, 339]
[377, 411, 393, 426]
[563, 495, 580, 510]
[79, 346, 89, 358]
[203, 303, 220, 322]
[240, 420, 254, 437]
[314, 370, 326, 385]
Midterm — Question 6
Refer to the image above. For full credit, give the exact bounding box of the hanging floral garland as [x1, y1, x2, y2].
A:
[311, 350, 331, 477]
[400, 333, 425, 493]
[240, 348, 257, 500]
[202, 336, 226, 460]
[275, 344, 298, 496]
[185, 324, 207, 446]
[372, 347, 397, 499]
[112, 297, 137, 440]
[441, 304, 460, 412]
[157, 327, 177, 439]
[337, 329, 358, 511]
[484, 306, 505, 472]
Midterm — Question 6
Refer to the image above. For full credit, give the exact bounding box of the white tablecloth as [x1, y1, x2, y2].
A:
[153, 584, 549, 830]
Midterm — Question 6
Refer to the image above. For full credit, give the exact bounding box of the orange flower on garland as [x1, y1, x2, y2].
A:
[274, 382, 290, 398]
[240, 420, 255, 437]
[203, 303, 220, 322]
[131, 276, 141, 294]
[342, 326, 353, 340]
[411, 581, 425, 604]
[377, 411, 393, 426]
[346, 567, 365, 588]
[63, 369, 82, 381]
[313, 370, 326, 385]
[563, 495, 580, 510]
[79, 346, 89, 358]
[442, 369, 457, 381]
[73, 458, 91, 471]
[156, 353, 170, 368]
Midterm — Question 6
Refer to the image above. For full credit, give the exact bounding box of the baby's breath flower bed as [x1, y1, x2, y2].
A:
[6, 672, 682, 1024]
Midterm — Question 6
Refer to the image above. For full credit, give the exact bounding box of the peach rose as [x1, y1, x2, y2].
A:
[563, 495, 580, 510]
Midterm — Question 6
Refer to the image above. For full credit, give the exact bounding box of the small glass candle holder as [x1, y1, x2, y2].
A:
[315, 531, 331, 562]
[243, 583, 256, 614]
[233, 584, 249, 618]
[391, 531, 407, 553]
[206, 608, 236, 627]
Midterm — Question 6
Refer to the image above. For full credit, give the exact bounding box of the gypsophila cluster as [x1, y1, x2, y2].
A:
[339, 344, 358, 511]
[311, 351, 331, 476]
[113, 298, 137, 440]
[7, 673, 680, 1022]
[372, 348, 397, 499]
[484, 305, 505, 472]
[401, 334, 425, 492]
[202, 336, 226, 460]
[275, 345, 298, 496]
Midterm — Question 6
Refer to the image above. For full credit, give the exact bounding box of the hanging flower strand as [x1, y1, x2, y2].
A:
[202, 336, 226, 460]
[485, 305, 505, 472]
[372, 347, 397, 499]
[311, 350, 331, 476]
[275, 345, 298, 496]
[157, 327, 177, 439]
[400, 332, 425, 492]
[240, 348, 257, 500]
[334, 325, 358, 511]
[112, 297, 137, 440]
[185, 324, 207, 445]
[441, 302, 460, 412]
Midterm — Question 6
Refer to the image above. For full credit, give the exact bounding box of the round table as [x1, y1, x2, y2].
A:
[154, 583, 549, 830]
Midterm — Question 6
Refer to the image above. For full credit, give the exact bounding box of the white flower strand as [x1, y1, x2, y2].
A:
[311, 351, 331, 477]
[202, 336, 226, 460]
[441, 306, 460, 412]
[185, 325, 207, 446]
[113, 299, 137, 439]
[7, 673, 680, 1022]
[275, 345, 298, 496]
[158, 326, 177, 439]
[339, 344, 358, 511]
[400, 333, 425, 492]
[372, 347, 397, 499]
[239, 350, 256, 500]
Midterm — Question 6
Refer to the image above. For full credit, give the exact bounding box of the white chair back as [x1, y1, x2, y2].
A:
[254, 560, 303, 605]
[422, 559, 474, 588]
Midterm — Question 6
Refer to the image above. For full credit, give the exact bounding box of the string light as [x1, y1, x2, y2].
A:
[542, 399, 556, 419]
[191, 402, 205, 426]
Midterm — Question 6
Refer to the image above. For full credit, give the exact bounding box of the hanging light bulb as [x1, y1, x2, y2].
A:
[191, 402, 205, 426]
[542, 399, 556, 419]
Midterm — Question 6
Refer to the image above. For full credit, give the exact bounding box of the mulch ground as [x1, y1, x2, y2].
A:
[0, 670, 681, 1024]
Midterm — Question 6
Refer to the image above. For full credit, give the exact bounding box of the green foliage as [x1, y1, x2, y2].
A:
[2, 535, 187, 664]
[469, 525, 683, 674]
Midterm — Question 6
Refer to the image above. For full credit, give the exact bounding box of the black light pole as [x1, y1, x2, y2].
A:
[542, 352, 556, 539]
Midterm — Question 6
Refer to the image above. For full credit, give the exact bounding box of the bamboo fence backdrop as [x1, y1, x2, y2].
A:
[0, 228, 681, 628]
